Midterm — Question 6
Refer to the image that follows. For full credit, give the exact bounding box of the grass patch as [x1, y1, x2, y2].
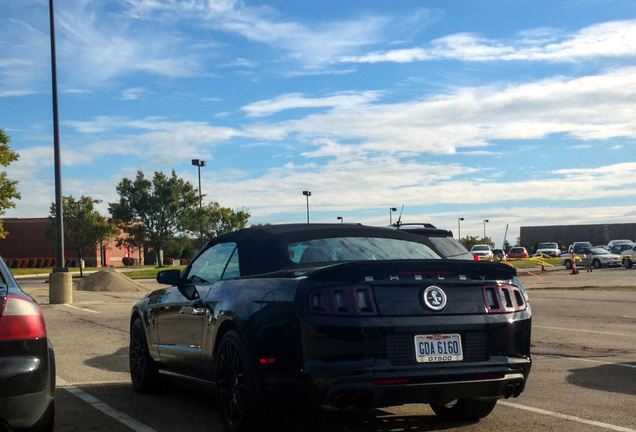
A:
[124, 266, 186, 279]
[10, 265, 186, 279]
[503, 258, 561, 268]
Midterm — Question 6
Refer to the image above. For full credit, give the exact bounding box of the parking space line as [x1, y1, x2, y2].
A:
[563, 357, 636, 369]
[500, 401, 636, 432]
[534, 325, 635, 338]
[60, 304, 100, 314]
[57, 377, 157, 432]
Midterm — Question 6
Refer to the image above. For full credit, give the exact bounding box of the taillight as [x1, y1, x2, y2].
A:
[474, 255, 480, 261]
[483, 283, 526, 313]
[0, 295, 47, 341]
[308, 284, 378, 316]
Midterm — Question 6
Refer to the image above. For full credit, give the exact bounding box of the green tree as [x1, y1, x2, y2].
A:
[50, 196, 120, 276]
[187, 201, 251, 243]
[461, 236, 495, 251]
[0, 129, 21, 238]
[502, 239, 512, 253]
[114, 221, 148, 265]
[109, 170, 199, 267]
[164, 234, 197, 261]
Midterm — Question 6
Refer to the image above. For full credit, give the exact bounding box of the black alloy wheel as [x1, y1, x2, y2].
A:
[593, 259, 602, 269]
[430, 398, 498, 421]
[129, 318, 159, 393]
[215, 330, 264, 432]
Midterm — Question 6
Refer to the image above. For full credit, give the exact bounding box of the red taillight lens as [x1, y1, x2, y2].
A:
[483, 283, 526, 313]
[0, 295, 47, 341]
[474, 255, 480, 261]
[308, 284, 378, 316]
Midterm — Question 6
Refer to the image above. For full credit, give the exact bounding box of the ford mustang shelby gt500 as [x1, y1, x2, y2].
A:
[129, 224, 531, 432]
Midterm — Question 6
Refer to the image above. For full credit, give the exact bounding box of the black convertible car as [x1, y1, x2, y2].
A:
[130, 224, 531, 431]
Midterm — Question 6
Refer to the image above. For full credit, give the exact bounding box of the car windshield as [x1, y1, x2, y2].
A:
[288, 236, 441, 264]
[539, 243, 557, 249]
[472, 245, 489, 251]
[511, 248, 524, 252]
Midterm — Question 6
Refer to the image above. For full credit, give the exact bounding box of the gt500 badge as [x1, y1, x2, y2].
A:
[423, 286, 447, 311]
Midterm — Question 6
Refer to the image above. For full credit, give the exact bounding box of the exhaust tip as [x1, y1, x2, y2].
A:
[504, 384, 514, 399]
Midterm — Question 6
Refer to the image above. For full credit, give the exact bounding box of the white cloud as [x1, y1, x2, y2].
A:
[239, 67, 636, 155]
[241, 91, 383, 117]
[340, 19, 636, 64]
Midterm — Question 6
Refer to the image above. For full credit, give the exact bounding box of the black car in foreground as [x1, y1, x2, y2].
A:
[130, 224, 531, 432]
[0, 258, 55, 432]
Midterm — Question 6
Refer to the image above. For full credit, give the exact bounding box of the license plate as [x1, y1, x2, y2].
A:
[414, 334, 463, 363]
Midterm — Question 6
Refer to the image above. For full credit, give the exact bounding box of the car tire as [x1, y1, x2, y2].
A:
[216, 330, 267, 432]
[129, 317, 159, 393]
[626, 259, 633, 269]
[564, 260, 572, 269]
[592, 259, 602, 269]
[430, 398, 498, 421]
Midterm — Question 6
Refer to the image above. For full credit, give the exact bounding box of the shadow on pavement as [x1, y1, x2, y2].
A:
[567, 363, 636, 396]
[56, 379, 478, 432]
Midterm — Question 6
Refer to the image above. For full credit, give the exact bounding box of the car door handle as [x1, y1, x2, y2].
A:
[180, 300, 207, 315]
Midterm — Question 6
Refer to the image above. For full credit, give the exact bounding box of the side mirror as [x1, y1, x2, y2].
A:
[157, 269, 181, 285]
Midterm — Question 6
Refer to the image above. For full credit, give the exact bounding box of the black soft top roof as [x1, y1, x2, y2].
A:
[205, 223, 433, 276]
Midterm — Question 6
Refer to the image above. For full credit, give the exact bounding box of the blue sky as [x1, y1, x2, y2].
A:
[1, 0, 636, 245]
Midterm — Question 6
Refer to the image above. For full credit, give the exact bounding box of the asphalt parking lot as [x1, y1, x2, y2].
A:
[17, 266, 636, 432]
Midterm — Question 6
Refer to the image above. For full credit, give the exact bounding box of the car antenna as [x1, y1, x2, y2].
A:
[395, 204, 404, 227]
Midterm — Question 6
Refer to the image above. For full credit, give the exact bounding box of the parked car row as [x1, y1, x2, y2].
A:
[560, 246, 623, 269]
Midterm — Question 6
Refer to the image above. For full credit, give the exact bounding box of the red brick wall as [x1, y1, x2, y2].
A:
[0, 218, 138, 267]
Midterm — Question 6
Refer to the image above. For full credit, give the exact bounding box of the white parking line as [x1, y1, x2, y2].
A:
[534, 325, 635, 338]
[57, 377, 157, 432]
[563, 357, 636, 369]
[500, 401, 636, 432]
[60, 303, 100, 314]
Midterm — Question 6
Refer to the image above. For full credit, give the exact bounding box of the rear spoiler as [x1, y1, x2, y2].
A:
[304, 259, 517, 283]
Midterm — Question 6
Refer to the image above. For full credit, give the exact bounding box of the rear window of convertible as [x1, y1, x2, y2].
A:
[288, 236, 441, 264]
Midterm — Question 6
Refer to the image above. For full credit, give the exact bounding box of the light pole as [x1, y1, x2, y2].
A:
[389, 207, 397, 225]
[337, 216, 343, 223]
[303, 191, 311, 223]
[457, 217, 464, 241]
[192, 159, 206, 246]
[483, 219, 489, 239]
[48, 0, 72, 305]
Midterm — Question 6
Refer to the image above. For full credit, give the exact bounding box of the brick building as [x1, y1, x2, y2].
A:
[0, 218, 138, 267]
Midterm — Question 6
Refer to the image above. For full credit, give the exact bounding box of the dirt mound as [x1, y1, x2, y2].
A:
[75, 268, 147, 292]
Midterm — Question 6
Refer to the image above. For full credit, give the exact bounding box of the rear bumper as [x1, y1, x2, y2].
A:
[265, 355, 531, 409]
[0, 388, 54, 430]
[0, 339, 55, 429]
[317, 358, 530, 408]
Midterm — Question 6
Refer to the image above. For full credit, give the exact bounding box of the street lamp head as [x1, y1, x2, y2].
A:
[459, 217, 464, 221]
[484, 219, 489, 223]
[191, 159, 206, 167]
[337, 216, 343, 223]
[391, 207, 397, 212]
[302, 190, 311, 197]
